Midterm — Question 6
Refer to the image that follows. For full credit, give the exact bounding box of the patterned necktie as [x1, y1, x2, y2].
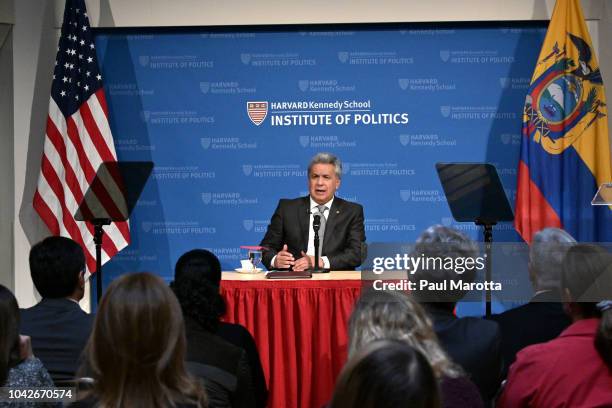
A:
[315, 205, 328, 245]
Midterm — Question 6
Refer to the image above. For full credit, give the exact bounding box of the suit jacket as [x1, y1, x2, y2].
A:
[20, 298, 94, 383]
[489, 290, 571, 378]
[425, 305, 503, 403]
[260, 196, 366, 270]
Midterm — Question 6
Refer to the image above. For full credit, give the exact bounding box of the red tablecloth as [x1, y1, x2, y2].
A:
[220, 279, 362, 408]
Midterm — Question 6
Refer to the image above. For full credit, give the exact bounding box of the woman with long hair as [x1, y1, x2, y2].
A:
[347, 289, 483, 408]
[499, 244, 612, 407]
[172, 249, 257, 408]
[74, 272, 207, 408]
[0, 284, 55, 407]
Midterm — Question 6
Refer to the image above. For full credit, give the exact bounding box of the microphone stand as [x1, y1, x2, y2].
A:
[311, 214, 329, 273]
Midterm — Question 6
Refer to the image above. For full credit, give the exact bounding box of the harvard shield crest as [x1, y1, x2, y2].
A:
[247, 101, 268, 126]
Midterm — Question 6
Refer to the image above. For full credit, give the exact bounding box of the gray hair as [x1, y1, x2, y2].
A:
[308, 152, 342, 179]
[410, 225, 480, 303]
[530, 227, 576, 291]
[348, 290, 463, 379]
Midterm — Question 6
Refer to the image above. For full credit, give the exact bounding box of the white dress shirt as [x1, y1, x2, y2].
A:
[307, 196, 333, 269]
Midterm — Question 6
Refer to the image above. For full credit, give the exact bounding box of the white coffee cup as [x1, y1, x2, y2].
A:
[240, 259, 254, 271]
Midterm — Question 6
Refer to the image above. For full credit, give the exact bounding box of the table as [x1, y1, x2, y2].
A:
[220, 271, 362, 408]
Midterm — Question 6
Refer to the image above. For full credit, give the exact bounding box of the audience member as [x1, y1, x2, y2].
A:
[498, 244, 612, 407]
[490, 227, 574, 375]
[173, 249, 256, 408]
[330, 339, 440, 408]
[0, 284, 56, 407]
[348, 290, 483, 408]
[411, 225, 502, 402]
[73, 272, 207, 408]
[174, 249, 267, 408]
[20, 236, 93, 383]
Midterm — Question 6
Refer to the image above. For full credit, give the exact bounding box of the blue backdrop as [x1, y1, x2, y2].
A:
[94, 23, 547, 296]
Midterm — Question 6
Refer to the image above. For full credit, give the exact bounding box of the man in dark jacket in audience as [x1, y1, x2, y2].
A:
[410, 225, 502, 405]
[20, 236, 94, 383]
[489, 227, 574, 376]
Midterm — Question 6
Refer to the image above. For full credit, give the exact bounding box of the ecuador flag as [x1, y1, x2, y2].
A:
[515, 0, 612, 243]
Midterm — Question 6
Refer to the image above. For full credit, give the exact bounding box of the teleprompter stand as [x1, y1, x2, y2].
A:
[436, 163, 514, 318]
[75, 161, 153, 304]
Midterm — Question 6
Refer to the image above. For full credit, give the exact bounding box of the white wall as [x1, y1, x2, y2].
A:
[12, 0, 57, 307]
[57, 0, 601, 27]
[0, 23, 13, 290]
[8, 0, 611, 308]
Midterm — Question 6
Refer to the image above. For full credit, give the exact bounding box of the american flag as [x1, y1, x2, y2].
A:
[33, 0, 130, 274]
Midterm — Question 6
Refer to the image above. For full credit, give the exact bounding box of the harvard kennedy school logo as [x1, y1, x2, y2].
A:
[523, 33, 606, 155]
[247, 101, 268, 126]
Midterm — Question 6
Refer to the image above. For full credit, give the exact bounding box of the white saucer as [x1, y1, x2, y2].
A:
[234, 267, 263, 274]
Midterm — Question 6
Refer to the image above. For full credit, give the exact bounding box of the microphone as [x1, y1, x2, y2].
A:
[313, 214, 321, 232]
[310, 213, 327, 273]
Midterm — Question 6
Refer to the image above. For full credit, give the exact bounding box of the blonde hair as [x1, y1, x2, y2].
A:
[349, 289, 462, 378]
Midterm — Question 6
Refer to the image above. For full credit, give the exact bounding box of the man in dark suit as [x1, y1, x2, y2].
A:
[260, 152, 366, 271]
[489, 227, 574, 377]
[410, 225, 502, 404]
[20, 236, 94, 383]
